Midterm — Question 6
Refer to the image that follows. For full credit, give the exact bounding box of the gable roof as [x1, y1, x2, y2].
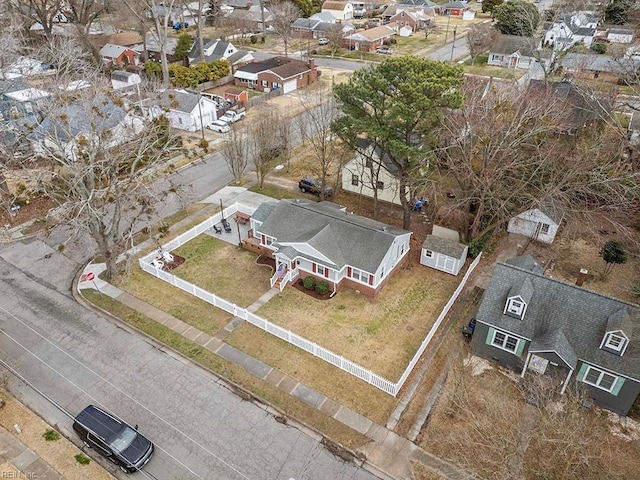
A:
[99, 43, 131, 58]
[162, 89, 216, 114]
[310, 11, 336, 22]
[477, 260, 640, 382]
[354, 138, 399, 174]
[253, 199, 410, 273]
[422, 235, 466, 258]
[560, 53, 640, 75]
[235, 56, 312, 80]
[346, 25, 395, 42]
[399, 0, 437, 7]
[322, 0, 350, 10]
[441, 1, 468, 9]
[505, 255, 544, 275]
[490, 34, 537, 57]
[292, 17, 323, 29]
[188, 39, 235, 63]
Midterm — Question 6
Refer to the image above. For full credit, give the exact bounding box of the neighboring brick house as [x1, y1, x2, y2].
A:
[234, 57, 318, 93]
[439, 1, 470, 17]
[389, 8, 434, 30]
[472, 255, 640, 416]
[246, 199, 412, 297]
[99, 43, 140, 68]
[343, 25, 395, 52]
[321, 0, 354, 22]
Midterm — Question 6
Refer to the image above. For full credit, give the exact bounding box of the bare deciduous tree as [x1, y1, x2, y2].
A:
[298, 90, 341, 201]
[269, 1, 300, 58]
[467, 23, 497, 65]
[25, 84, 181, 278]
[222, 125, 249, 184]
[11, 0, 62, 42]
[250, 107, 286, 189]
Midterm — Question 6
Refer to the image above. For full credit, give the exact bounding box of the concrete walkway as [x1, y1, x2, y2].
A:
[0, 427, 64, 480]
[76, 184, 477, 480]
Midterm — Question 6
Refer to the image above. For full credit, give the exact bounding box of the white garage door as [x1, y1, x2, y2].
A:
[283, 80, 297, 94]
[436, 254, 456, 274]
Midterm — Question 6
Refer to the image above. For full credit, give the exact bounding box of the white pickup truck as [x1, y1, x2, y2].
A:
[220, 108, 246, 123]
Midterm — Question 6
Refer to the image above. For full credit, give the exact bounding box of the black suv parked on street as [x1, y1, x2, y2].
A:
[298, 177, 333, 197]
[73, 405, 154, 473]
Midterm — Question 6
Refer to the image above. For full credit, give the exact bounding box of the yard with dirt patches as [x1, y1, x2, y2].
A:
[171, 234, 273, 307]
[256, 264, 462, 380]
[420, 357, 640, 480]
[522, 230, 640, 304]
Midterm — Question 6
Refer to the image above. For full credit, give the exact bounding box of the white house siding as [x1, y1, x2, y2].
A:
[420, 249, 466, 276]
[373, 234, 411, 286]
[608, 32, 633, 44]
[341, 157, 401, 205]
[507, 208, 558, 244]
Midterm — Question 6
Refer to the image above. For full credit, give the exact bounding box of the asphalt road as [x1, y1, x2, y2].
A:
[0, 245, 380, 480]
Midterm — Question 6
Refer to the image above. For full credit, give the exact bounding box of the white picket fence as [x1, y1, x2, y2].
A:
[140, 202, 482, 396]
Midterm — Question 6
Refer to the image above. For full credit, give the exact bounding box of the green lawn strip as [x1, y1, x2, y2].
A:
[115, 267, 230, 337]
[82, 290, 369, 449]
[171, 235, 272, 308]
[226, 323, 397, 425]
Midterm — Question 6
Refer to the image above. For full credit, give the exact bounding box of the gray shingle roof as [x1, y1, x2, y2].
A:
[163, 89, 200, 113]
[253, 199, 410, 273]
[422, 234, 466, 258]
[477, 260, 640, 381]
[490, 34, 537, 57]
[99, 43, 128, 58]
[505, 255, 544, 275]
[529, 329, 577, 369]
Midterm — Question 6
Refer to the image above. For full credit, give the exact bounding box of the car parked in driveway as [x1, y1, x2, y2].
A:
[206, 119, 230, 133]
[298, 177, 333, 197]
[73, 405, 154, 473]
[376, 47, 393, 54]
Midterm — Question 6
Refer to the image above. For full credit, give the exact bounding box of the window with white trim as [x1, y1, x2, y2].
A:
[317, 265, 327, 276]
[583, 365, 618, 392]
[351, 174, 359, 186]
[506, 298, 525, 316]
[351, 267, 369, 283]
[262, 80, 268, 87]
[540, 223, 550, 234]
[424, 250, 433, 258]
[604, 333, 625, 352]
[492, 331, 520, 353]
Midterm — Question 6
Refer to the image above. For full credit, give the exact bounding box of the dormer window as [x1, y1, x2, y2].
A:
[504, 296, 527, 318]
[605, 333, 625, 351]
[600, 330, 629, 355]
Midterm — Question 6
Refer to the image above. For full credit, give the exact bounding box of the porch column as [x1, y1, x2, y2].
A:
[521, 352, 532, 378]
[560, 368, 574, 395]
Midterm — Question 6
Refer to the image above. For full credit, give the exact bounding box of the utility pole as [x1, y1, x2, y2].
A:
[449, 26, 457, 63]
[443, 13, 451, 45]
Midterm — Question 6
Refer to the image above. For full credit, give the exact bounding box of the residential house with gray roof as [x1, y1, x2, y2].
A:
[488, 34, 554, 70]
[152, 89, 218, 132]
[473, 256, 640, 415]
[187, 39, 253, 71]
[248, 199, 411, 296]
[544, 11, 599, 51]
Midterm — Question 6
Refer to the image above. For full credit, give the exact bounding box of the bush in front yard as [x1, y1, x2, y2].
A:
[315, 281, 330, 295]
[303, 276, 316, 290]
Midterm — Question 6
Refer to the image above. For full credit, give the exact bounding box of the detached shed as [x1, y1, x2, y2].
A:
[507, 206, 562, 244]
[421, 234, 468, 276]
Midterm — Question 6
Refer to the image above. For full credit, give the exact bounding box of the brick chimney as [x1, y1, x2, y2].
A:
[308, 58, 315, 70]
[576, 268, 588, 286]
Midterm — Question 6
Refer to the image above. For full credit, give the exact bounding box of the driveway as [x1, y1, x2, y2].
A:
[0, 244, 380, 480]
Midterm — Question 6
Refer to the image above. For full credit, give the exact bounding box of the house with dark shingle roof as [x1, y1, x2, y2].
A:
[488, 34, 554, 70]
[248, 199, 411, 296]
[544, 11, 599, 51]
[187, 39, 253, 70]
[233, 56, 318, 93]
[439, 1, 470, 17]
[472, 256, 640, 415]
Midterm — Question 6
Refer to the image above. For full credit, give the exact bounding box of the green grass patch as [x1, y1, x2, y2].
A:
[82, 290, 369, 448]
[43, 429, 60, 441]
[462, 64, 525, 79]
[74, 453, 91, 465]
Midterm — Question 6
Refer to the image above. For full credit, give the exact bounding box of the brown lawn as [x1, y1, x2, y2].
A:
[256, 264, 462, 380]
[171, 234, 273, 308]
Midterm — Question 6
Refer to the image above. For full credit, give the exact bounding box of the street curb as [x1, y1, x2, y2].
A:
[71, 263, 398, 480]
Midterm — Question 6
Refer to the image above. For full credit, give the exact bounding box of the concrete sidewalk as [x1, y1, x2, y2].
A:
[0, 427, 64, 480]
[76, 184, 477, 480]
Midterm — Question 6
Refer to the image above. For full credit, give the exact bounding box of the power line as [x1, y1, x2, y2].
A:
[0, 305, 251, 480]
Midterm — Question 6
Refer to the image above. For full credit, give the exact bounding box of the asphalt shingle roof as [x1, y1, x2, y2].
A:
[477, 260, 640, 382]
[236, 56, 311, 80]
[422, 235, 466, 258]
[253, 199, 410, 273]
[529, 329, 577, 369]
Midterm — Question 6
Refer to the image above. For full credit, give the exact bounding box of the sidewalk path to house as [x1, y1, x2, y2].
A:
[77, 184, 478, 480]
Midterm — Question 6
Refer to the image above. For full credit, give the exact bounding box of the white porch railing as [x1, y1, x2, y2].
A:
[139, 201, 482, 396]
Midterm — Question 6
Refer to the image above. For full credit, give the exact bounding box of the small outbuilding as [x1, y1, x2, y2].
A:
[507, 206, 562, 244]
[421, 234, 468, 276]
